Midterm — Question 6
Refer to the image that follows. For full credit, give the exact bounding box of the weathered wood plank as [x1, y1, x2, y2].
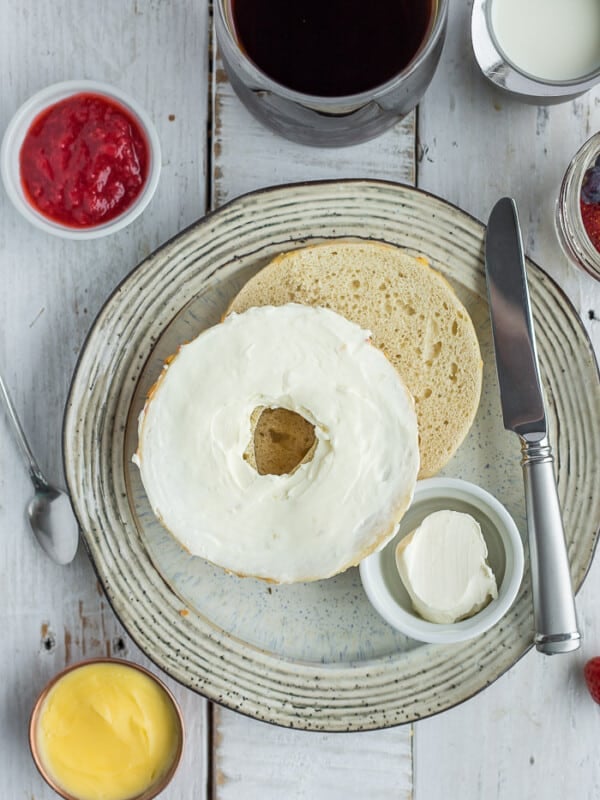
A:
[0, 2, 210, 797]
[211, 53, 416, 209]
[415, 4, 600, 799]
[210, 28, 417, 800]
[417, 2, 600, 351]
[213, 706, 413, 800]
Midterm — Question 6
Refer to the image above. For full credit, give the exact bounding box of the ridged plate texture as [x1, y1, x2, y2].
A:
[64, 181, 600, 731]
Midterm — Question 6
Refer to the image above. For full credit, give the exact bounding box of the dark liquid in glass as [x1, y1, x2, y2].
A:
[230, 0, 435, 97]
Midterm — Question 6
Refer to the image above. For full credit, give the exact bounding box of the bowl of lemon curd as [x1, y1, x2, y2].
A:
[29, 659, 184, 800]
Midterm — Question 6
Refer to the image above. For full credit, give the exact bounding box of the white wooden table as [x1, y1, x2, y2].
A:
[2, 2, 599, 798]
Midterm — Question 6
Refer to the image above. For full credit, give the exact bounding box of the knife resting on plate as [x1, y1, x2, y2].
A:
[485, 197, 580, 655]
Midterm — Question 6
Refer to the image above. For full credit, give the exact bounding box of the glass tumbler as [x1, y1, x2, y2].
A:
[215, 0, 449, 147]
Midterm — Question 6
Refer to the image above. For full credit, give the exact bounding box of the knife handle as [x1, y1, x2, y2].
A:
[521, 437, 581, 655]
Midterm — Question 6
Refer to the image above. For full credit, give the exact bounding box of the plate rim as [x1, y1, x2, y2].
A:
[62, 178, 600, 731]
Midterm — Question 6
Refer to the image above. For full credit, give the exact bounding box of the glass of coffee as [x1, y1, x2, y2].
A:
[215, 0, 449, 147]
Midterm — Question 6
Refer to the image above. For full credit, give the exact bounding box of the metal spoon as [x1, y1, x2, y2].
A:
[0, 372, 79, 564]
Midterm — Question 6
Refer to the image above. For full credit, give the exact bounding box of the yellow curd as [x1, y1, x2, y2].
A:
[34, 661, 182, 800]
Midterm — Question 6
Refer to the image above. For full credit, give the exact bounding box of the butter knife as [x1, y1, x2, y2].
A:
[485, 197, 580, 655]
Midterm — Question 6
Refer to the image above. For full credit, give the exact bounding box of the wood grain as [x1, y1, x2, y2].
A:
[209, 24, 418, 800]
[210, 52, 416, 210]
[414, 4, 600, 799]
[417, 1, 600, 354]
[0, 2, 209, 797]
[213, 705, 413, 800]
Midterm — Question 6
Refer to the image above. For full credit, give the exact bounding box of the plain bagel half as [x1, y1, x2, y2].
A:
[228, 241, 483, 478]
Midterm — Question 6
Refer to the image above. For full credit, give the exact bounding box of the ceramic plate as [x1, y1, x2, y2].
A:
[64, 180, 600, 731]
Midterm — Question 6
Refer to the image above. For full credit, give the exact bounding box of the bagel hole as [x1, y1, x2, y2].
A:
[244, 407, 317, 476]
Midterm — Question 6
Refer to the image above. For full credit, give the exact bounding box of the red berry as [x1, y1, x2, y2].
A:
[584, 657, 600, 704]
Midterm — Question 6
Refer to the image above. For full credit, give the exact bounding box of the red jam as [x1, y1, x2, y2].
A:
[580, 155, 600, 254]
[581, 200, 600, 253]
[19, 92, 149, 228]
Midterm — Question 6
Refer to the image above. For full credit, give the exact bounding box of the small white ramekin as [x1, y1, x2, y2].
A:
[0, 80, 161, 239]
[359, 477, 524, 644]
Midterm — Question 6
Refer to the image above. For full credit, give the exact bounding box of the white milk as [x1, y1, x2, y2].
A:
[490, 0, 600, 81]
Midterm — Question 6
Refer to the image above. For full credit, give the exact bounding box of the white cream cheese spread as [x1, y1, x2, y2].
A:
[395, 509, 498, 623]
[135, 304, 420, 583]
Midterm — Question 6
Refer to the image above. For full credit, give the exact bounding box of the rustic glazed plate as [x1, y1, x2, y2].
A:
[64, 180, 600, 731]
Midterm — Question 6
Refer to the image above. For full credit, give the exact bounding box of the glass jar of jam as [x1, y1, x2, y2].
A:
[555, 131, 600, 282]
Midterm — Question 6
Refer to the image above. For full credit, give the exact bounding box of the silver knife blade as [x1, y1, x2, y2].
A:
[485, 197, 546, 439]
[485, 196, 580, 655]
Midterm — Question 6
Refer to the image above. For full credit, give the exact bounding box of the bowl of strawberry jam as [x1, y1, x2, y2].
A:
[1, 80, 161, 238]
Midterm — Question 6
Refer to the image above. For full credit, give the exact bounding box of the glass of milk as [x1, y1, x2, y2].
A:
[471, 0, 600, 102]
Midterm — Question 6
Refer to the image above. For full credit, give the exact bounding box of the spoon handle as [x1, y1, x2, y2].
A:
[0, 373, 47, 489]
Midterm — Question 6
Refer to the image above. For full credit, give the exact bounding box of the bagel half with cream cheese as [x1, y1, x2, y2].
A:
[135, 304, 420, 583]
